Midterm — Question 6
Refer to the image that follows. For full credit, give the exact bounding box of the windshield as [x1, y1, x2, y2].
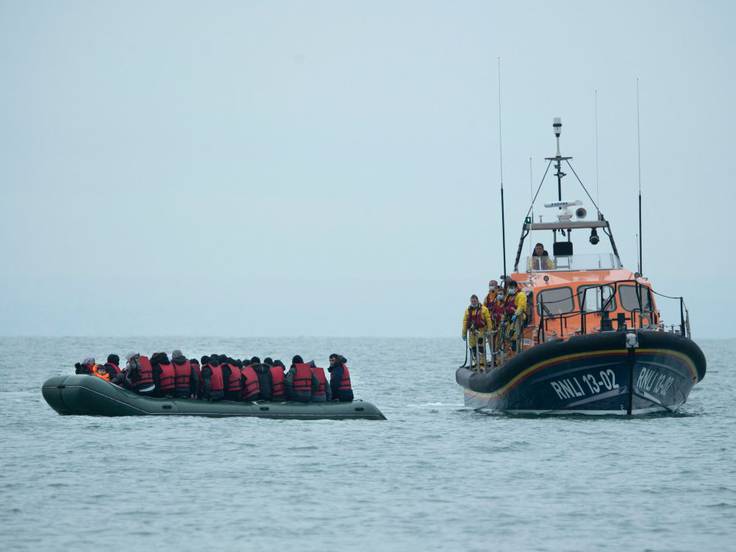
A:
[577, 285, 616, 312]
[537, 287, 575, 316]
[619, 284, 652, 312]
[526, 253, 622, 272]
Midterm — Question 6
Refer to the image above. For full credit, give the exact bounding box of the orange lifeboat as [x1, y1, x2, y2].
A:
[456, 119, 705, 415]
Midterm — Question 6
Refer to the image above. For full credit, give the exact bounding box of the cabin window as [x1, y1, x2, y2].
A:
[537, 287, 575, 316]
[619, 284, 652, 312]
[577, 285, 616, 312]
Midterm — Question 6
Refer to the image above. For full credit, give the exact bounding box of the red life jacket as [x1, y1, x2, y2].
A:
[311, 366, 328, 399]
[208, 364, 224, 393]
[467, 306, 487, 329]
[106, 362, 121, 376]
[174, 360, 191, 392]
[293, 363, 313, 396]
[158, 363, 176, 392]
[225, 364, 242, 394]
[240, 365, 260, 400]
[137, 356, 154, 387]
[270, 367, 285, 399]
[339, 364, 353, 391]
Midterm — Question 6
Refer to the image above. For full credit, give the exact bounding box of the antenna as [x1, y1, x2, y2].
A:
[636, 78, 643, 274]
[594, 89, 600, 215]
[498, 57, 507, 278]
[528, 156, 533, 261]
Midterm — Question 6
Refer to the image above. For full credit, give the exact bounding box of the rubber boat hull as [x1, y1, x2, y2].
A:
[42, 375, 386, 420]
[456, 330, 706, 415]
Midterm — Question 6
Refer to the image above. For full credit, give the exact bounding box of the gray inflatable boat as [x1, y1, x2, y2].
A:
[42, 375, 386, 420]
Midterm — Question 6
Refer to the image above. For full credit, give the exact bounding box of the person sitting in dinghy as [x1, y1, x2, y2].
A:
[528, 243, 555, 271]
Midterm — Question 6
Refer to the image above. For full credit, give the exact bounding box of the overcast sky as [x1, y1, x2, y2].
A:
[1, 0, 734, 337]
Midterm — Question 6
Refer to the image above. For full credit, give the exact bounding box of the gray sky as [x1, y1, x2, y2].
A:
[1, 0, 734, 337]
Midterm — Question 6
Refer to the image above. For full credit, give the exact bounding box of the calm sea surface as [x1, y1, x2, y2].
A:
[0, 337, 734, 551]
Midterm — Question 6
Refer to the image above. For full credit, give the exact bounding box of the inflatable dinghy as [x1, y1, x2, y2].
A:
[42, 375, 386, 420]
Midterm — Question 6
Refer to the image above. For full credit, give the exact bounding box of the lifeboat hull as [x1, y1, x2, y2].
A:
[42, 375, 386, 420]
[456, 330, 706, 415]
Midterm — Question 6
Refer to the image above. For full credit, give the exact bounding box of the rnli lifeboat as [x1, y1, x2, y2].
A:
[456, 119, 706, 415]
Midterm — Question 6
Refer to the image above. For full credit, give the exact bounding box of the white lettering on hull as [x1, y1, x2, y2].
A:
[549, 369, 619, 401]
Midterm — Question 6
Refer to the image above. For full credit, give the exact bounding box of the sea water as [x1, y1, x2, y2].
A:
[0, 337, 734, 551]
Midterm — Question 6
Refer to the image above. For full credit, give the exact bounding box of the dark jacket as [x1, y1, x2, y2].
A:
[253, 364, 273, 401]
[329, 364, 354, 402]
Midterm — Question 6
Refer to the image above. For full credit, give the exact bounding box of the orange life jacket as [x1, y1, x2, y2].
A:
[91, 365, 111, 382]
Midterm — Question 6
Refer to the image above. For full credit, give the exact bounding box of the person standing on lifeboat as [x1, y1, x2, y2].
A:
[328, 354, 354, 402]
[484, 280, 500, 310]
[506, 281, 528, 353]
[528, 242, 555, 271]
[462, 295, 492, 369]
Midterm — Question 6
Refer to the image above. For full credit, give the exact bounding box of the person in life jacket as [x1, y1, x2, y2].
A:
[506, 280, 528, 353]
[270, 360, 286, 401]
[172, 349, 198, 399]
[189, 358, 202, 399]
[222, 356, 243, 401]
[462, 294, 493, 369]
[123, 352, 156, 395]
[240, 361, 261, 401]
[201, 355, 225, 401]
[328, 354, 354, 402]
[251, 357, 273, 401]
[151, 352, 176, 397]
[484, 280, 500, 310]
[98, 354, 121, 379]
[310, 362, 331, 402]
[490, 292, 513, 364]
[285, 355, 318, 403]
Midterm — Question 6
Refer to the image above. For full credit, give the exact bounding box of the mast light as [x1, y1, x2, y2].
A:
[553, 117, 562, 137]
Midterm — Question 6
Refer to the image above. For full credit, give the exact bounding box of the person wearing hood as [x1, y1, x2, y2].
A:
[119, 352, 156, 395]
[201, 355, 224, 401]
[250, 357, 273, 401]
[150, 352, 175, 397]
[269, 360, 286, 401]
[328, 354, 353, 402]
[171, 350, 198, 399]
